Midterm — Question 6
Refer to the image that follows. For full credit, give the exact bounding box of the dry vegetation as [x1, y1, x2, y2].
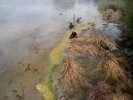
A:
[101, 8, 121, 23]
[56, 29, 132, 99]
[58, 57, 88, 91]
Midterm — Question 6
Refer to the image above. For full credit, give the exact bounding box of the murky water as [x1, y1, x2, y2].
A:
[0, 0, 121, 100]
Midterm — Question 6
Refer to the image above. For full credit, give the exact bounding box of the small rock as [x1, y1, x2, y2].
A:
[69, 31, 77, 39]
[69, 22, 74, 29]
[76, 17, 81, 23]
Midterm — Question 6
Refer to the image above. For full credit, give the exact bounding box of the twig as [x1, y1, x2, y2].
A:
[17, 61, 25, 66]
[73, 14, 76, 28]
[25, 64, 31, 72]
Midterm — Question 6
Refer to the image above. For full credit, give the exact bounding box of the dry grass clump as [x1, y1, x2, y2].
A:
[88, 22, 96, 30]
[65, 43, 84, 56]
[69, 35, 117, 56]
[58, 57, 88, 91]
[57, 32, 128, 99]
[105, 58, 126, 81]
[87, 81, 113, 100]
[101, 8, 121, 22]
[99, 2, 121, 12]
[87, 81, 132, 100]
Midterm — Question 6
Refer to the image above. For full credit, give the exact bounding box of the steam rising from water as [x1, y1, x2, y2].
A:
[0, 0, 100, 99]
[0, 0, 122, 100]
[0, 0, 99, 70]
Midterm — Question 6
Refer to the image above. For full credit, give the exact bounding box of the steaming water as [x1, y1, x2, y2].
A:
[0, 0, 121, 100]
[0, 0, 99, 71]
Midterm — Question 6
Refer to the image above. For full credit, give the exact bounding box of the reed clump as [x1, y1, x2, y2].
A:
[56, 30, 132, 99]
[58, 57, 88, 91]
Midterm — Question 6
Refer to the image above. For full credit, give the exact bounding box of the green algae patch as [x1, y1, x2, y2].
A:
[36, 24, 84, 100]
[49, 63, 63, 81]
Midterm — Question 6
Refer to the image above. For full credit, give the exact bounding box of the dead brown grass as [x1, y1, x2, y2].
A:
[87, 81, 132, 100]
[105, 57, 126, 81]
[88, 22, 96, 30]
[58, 57, 88, 91]
[68, 35, 117, 56]
[58, 33, 128, 95]
[101, 8, 121, 22]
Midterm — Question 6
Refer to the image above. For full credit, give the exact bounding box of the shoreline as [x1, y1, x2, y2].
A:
[36, 24, 85, 100]
[36, 5, 133, 100]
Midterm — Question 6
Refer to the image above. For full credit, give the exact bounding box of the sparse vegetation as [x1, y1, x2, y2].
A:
[98, 2, 122, 12]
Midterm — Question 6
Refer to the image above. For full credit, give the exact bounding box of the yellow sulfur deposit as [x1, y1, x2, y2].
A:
[36, 80, 55, 100]
[36, 24, 84, 100]
[50, 24, 84, 65]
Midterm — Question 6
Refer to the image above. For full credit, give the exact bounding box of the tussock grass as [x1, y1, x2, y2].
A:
[98, 2, 123, 23]
[105, 58, 126, 81]
[58, 57, 88, 91]
[58, 33, 127, 92]
[101, 8, 121, 22]
[99, 2, 122, 12]
[69, 35, 117, 56]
